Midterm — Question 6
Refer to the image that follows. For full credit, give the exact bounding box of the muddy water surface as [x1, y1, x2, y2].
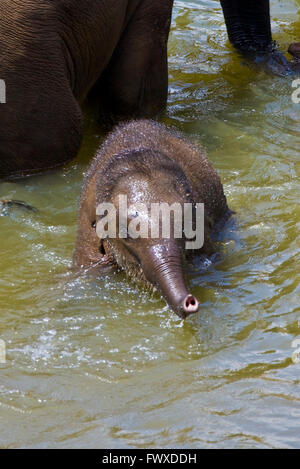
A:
[0, 0, 300, 448]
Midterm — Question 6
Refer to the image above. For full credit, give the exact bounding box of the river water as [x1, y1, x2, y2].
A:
[0, 0, 299, 448]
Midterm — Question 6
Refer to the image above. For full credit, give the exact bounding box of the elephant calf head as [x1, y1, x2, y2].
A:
[96, 149, 199, 318]
[74, 120, 230, 319]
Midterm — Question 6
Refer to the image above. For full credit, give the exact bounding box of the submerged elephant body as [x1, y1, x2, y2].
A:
[74, 120, 231, 318]
[0, 0, 172, 179]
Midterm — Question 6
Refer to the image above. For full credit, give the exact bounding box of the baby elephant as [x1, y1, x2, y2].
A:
[74, 121, 231, 319]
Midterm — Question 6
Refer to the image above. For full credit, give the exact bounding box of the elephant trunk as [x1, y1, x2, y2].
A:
[142, 242, 199, 319]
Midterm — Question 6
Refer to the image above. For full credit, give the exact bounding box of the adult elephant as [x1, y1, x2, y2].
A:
[220, 0, 299, 74]
[0, 0, 173, 179]
[0, 0, 298, 180]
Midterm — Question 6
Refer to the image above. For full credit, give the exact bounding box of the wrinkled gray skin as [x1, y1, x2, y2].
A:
[73, 120, 231, 319]
[0, 0, 172, 179]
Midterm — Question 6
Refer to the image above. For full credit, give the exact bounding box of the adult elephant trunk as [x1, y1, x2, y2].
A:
[141, 241, 199, 319]
[220, 0, 293, 75]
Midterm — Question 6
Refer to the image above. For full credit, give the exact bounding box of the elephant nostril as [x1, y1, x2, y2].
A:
[183, 294, 199, 316]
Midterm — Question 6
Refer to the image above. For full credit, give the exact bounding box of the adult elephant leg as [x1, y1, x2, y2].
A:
[220, 0, 272, 53]
[0, 85, 83, 180]
[220, 0, 293, 74]
[97, 0, 174, 125]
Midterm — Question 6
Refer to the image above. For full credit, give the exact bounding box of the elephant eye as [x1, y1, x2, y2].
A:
[91, 220, 96, 229]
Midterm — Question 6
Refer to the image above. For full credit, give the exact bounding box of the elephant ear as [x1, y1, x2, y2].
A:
[288, 43, 300, 60]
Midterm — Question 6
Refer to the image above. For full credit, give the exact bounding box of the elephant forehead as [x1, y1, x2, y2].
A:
[126, 179, 152, 203]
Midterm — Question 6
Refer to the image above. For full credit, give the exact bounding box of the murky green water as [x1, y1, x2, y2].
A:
[1, 0, 300, 449]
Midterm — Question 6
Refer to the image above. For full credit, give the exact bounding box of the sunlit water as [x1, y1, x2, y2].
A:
[0, 0, 299, 449]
